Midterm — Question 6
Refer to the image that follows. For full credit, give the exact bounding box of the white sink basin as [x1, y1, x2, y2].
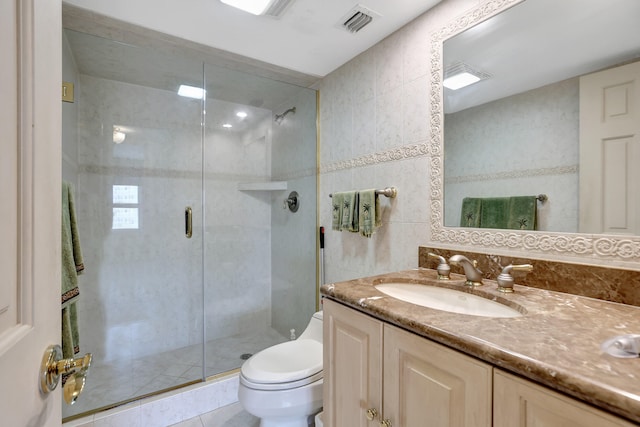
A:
[375, 282, 523, 318]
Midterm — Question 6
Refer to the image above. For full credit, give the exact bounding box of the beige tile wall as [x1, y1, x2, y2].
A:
[318, 0, 483, 284]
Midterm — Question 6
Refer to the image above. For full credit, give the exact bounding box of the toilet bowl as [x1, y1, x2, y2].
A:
[238, 311, 324, 427]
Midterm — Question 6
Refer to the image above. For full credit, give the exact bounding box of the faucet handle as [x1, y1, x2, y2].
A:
[427, 253, 450, 280]
[496, 264, 533, 293]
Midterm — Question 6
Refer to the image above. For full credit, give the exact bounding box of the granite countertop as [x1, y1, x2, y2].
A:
[320, 268, 640, 424]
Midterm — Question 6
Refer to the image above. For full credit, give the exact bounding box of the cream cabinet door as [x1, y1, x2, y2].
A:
[383, 324, 492, 427]
[494, 369, 636, 427]
[0, 0, 62, 425]
[323, 299, 383, 427]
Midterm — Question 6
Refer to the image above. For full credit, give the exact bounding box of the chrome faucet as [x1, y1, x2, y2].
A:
[448, 255, 483, 286]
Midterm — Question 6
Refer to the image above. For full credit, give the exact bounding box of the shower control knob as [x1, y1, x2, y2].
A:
[284, 191, 299, 212]
[380, 419, 392, 427]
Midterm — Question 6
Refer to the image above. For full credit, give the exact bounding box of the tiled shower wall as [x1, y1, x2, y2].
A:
[318, 0, 484, 284]
[74, 73, 277, 364]
[271, 89, 319, 337]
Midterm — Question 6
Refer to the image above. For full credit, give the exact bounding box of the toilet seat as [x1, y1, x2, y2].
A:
[240, 339, 323, 390]
[240, 370, 323, 391]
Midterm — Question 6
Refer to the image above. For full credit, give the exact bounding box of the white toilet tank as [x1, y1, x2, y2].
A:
[297, 311, 323, 342]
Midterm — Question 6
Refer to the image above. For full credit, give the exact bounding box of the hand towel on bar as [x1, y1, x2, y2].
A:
[340, 191, 359, 232]
[507, 196, 537, 230]
[62, 180, 84, 357]
[460, 197, 482, 227]
[331, 192, 344, 231]
[479, 197, 510, 229]
[359, 189, 381, 238]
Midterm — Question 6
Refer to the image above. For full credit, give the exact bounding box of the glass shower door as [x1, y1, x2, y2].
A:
[202, 63, 318, 377]
[62, 29, 206, 420]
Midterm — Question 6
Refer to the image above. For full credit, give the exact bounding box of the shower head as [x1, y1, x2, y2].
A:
[274, 107, 296, 124]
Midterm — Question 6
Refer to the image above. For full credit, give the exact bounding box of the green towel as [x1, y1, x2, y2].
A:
[479, 197, 510, 229]
[460, 197, 482, 227]
[331, 192, 344, 231]
[62, 181, 84, 357]
[359, 189, 381, 238]
[507, 196, 537, 230]
[341, 191, 359, 232]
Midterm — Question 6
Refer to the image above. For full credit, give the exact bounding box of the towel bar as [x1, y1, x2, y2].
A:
[329, 187, 397, 198]
[536, 194, 548, 203]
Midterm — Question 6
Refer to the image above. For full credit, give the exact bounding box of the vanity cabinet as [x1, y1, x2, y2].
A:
[494, 370, 636, 427]
[323, 299, 492, 427]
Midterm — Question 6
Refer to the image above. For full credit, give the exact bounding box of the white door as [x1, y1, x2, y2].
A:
[0, 1, 62, 426]
[579, 61, 640, 234]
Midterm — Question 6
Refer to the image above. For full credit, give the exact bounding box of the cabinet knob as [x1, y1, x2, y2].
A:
[366, 408, 378, 421]
[380, 419, 392, 427]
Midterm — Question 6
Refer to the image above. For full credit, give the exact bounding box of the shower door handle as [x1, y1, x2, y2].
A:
[185, 206, 192, 238]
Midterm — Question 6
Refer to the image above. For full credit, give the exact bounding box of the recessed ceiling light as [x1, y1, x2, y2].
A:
[178, 85, 206, 99]
[443, 72, 481, 90]
[220, 0, 273, 15]
[223, 123, 233, 128]
[443, 62, 490, 91]
[236, 111, 248, 118]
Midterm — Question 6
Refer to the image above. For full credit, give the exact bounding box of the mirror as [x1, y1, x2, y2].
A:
[429, 0, 640, 265]
[443, 0, 640, 233]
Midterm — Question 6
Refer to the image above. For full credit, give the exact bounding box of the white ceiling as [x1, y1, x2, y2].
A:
[62, 0, 442, 78]
[444, 0, 640, 113]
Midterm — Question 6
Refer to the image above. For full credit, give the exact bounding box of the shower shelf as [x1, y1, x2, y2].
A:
[238, 181, 287, 191]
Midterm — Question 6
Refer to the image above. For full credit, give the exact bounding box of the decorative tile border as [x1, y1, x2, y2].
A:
[80, 164, 271, 183]
[273, 166, 317, 181]
[320, 142, 430, 174]
[445, 165, 577, 184]
[81, 164, 316, 184]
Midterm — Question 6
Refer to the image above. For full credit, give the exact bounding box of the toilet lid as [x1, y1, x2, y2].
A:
[241, 339, 323, 384]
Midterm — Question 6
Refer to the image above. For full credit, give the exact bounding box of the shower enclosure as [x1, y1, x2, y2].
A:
[61, 26, 318, 420]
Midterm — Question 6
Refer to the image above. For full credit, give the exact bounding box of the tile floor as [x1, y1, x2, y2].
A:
[64, 328, 288, 420]
[169, 403, 259, 427]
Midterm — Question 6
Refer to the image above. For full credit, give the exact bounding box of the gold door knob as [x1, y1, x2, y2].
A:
[40, 344, 92, 404]
[366, 408, 378, 421]
[380, 419, 392, 427]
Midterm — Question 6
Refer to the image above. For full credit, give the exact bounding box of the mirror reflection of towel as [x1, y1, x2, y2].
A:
[508, 196, 537, 230]
[480, 198, 510, 229]
[460, 198, 481, 227]
[62, 181, 84, 358]
[460, 196, 537, 230]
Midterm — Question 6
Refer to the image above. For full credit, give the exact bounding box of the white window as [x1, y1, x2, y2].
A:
[112, 185, 139, 229]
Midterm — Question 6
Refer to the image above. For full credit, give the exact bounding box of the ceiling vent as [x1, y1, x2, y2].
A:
[264, 0, 295, 18]
[339, 4, 381, 34]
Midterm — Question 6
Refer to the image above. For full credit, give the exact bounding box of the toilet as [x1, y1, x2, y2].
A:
[238, 311, 324, 427]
